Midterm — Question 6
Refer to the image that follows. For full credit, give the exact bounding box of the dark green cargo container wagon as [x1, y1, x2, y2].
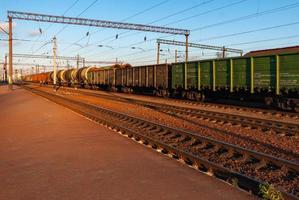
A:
[171, 63, 184, 89]
[232, 58, 251, 90]
[215, 59, 230, 90]
[279, 53, 299, 91]
[252, 56, 276, 91]
[81, 51, 299, 111]
[186, 62, 198, 89]
[169, 52, 299, 111]
[200, 61, 213, 90]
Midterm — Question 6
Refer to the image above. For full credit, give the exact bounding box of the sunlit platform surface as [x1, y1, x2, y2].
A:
[0, 85, 253, 200]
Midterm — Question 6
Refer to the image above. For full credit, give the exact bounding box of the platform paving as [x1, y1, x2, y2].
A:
[0, 85, 254, 200]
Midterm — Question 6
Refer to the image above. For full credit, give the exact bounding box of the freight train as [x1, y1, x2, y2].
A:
[22, 46, 299, 112]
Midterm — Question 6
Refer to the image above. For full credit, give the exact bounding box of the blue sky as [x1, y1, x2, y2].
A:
[1, 0, 299, 71]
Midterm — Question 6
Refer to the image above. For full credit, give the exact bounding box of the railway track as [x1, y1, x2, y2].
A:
[28, 83, 299, 119]
[22, 85, 299, 199]
[172, 98, 299, 119]
[47, 85, 299, 138]
[141, 102, 299, 137]
[28, 84, 299, 162]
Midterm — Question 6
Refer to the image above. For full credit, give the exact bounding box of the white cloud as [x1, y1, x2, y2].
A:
[27, 30, 42, 37]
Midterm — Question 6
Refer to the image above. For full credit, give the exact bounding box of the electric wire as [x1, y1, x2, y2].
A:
[31, 0, 81, 54]
[96, 1, 299, 62]
[194, 21, 299, 42]
[92, 0, 215, 46]
[9, 1, 299, 67]
[228, 34, 299, 46]
[61, 0, 170, 54]
[35, 0, 99, 56]
[54, 0, 99, 37]
[164, 0, 248, 26]
[191, 2, 299, 32]
[67, 0, 215, 57]
[78, 0, 248, 58]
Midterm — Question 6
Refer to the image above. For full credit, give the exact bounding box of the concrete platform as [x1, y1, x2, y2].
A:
[0, 86, 254, 200]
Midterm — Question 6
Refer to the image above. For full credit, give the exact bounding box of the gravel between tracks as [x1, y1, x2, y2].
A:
[32, 85, 299, 163]
[72, 87, 299, 124]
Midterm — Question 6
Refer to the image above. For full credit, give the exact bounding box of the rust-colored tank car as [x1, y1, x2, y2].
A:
[76, 67, 87, 84]
[57, 69, 67, 83]
[48, 71, 54, 83]
[63, 69, 77, 85]
[70, 69, 78, 83]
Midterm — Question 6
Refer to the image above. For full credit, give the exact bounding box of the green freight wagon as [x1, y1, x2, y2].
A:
[170, 52, 299, 111]
[279, 53, 299, 92]
[231, 58, 251, 91]
[24, 46, 298, 111]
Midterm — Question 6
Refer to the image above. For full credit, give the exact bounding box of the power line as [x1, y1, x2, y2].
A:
[228, 34, 299, 46]
[242, 41, 299, 52]
[0, 26, 9, 35]
[81, 34, 166, 58]
[183, 35, 299, 55]
[31, 40, 52, 55]
[149, 0, 215, 24]
[133, 1, 299, 45]
[62, 0, 81, 16]
[104, 1, 299, 62]
[54, 0, 99, 37]
[98, 0, 215, 45]
[34, 0, 98, 54]
[72, 0, 215, 57]
[194, 21, 299, 42]
[79, 0, 246, 58]
[164, 0, 248, 26]
[77, 0, 98, 16]
[105, 32, 299, 64]
[31, 0, 81, 54]
[1, 37, 82, 44]
[118, 48, 156, 58]
[191, 2, 299, 32]
[1, 38, 45, 42]
[34, 0, 99, 56]
[62, 0, 170, 54]
[70, 0, 215, 57]
[127, 35, 299, 64]
[22, 0, 298, 66]
[121, 0, 170, 22]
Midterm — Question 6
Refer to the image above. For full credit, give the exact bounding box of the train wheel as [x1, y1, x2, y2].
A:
[162, 90, 168, 98]
[201, 94, 205, 102]
[182, 91, 186, 99]
[186, 92, 191, 100]
[194, 93, 201, 101]
[281, 102, 289, 111]
[265, 97, 273, 106]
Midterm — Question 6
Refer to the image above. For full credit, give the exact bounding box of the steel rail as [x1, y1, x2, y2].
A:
[22, 84, 299, 199]
[45, 85, 299, 137]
